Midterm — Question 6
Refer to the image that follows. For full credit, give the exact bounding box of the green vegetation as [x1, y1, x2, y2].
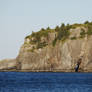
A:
[52, 38, 57, 46]
[27, 47, 35, 52]
[71, 36, 77, 40]
[80, 28, 86, 38]
[87, 22, 92, 35]
[46, 27, 51, 30]
[70, 23, 83, 29]
[25, 35, 31, 39]
[84, 21, 89, 24]
[31, 28, 52, 40]
[55, 26, 59, 32]
[25, 21, 92, 49]
[52, 23, 70, 46]
[36, 41, 48, 49]
[31, 46, 35, 52]
[25, 27, 55, 48]
[57, 23, 70, 40]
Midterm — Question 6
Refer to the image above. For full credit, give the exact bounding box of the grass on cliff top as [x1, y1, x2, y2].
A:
[25, 27, 55, 39]
[79, 22, 92, 38]
[25, 21, 92, 48]
[25, 21, 92, 38]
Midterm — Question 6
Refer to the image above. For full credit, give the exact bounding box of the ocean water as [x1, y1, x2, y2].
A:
[0, 72, 92, 92]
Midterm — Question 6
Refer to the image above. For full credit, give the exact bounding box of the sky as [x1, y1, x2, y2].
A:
[0, 0, 92, 60]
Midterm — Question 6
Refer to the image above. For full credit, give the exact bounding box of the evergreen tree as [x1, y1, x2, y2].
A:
[55, 26, 59, 32]
[46, 27, 50, 30]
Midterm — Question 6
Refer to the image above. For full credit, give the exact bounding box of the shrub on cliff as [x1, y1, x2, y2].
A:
[29, 29, 49, 44]
[25, 21, 92, 49]
[55, 26, 60, 32]
[87, 25, 92, 35]
[84, 21, 89, 24]
[71, 36, 77, 40]
[36, 41, 47, 49]
[65, 24, 71, 30]
[52, 38, 57, 46]
[46, 27, 51, 30]
[57, 23, 70, 40]
[71, 23, 83, 29]
[52, 23, 70, 46]
[80, 28, 86, 38]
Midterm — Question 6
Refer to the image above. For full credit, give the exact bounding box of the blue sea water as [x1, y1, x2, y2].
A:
[0, 72, 92, 92]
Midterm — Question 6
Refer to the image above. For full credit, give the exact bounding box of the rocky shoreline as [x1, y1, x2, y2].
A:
[0, 69, 91, 72]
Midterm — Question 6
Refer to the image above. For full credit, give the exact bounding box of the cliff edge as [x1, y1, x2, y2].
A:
[1, 21, 92, 72]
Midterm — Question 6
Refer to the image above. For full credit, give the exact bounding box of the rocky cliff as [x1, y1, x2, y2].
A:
[0, 21, 92, 72]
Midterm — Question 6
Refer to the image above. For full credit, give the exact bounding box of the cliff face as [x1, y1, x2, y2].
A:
[0, 59, 17, 70]
[1, 22, 92, 72]
[16, 26, 92, 72]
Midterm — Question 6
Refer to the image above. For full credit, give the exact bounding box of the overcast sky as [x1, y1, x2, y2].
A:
[0, 0, 92, 60]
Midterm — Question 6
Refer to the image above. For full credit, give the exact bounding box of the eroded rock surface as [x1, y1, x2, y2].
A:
[0, 26, 92, 72]
[16, 27, 92, 72]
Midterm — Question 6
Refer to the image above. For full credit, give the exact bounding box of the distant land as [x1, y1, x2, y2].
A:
[0, 21, 92, 72]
